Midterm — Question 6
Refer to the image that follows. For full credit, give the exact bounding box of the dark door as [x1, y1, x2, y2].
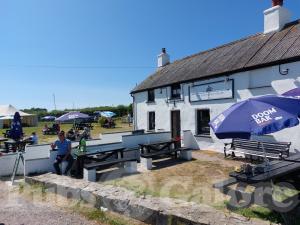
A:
[171, 111, 181, 147]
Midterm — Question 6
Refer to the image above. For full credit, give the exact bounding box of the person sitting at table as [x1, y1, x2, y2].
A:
[51, 131, 74, 176]
[42, 124, 49, 133]
[50, 123, 60, 133]
[29, 132, 38, 145]
[66, 128, 76, 141]
[103, 118, 109, 128]
[109, 118, 116, 128]
[81, 127, 91, 139]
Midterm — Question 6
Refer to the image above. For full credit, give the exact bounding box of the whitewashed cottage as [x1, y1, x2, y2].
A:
[131, 0, 300, 153]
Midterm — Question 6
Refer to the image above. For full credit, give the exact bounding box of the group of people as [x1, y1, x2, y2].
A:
[5, 112, 86, 175]
[66, 126, 91, 141]
[102, 118, 116, 128]
[42, 123, 60, 134]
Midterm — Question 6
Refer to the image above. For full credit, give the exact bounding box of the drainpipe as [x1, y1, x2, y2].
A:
[131, 93, 137, 130]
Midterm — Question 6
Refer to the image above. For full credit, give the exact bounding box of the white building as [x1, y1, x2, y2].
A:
[0, 105, 38, 128]
[131, 1, 300, 153]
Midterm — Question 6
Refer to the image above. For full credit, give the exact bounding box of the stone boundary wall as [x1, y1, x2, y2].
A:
[25, 174, 273, 225]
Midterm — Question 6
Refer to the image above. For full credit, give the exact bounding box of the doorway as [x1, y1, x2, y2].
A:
[171, 110, 181, 148]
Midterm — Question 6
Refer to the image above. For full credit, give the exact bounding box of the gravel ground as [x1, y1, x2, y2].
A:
[0, 181, 99, 225]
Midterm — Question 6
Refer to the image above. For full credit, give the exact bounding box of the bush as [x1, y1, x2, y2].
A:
[98, 117, 107, 127]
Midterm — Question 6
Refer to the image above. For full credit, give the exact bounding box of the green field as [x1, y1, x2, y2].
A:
[0, 119, 132, 144]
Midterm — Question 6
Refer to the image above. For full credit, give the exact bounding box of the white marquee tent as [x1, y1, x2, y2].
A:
[0, 105, 38, 128]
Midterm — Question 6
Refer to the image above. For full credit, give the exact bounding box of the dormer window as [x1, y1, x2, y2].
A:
[171, 84, 181, 99]
[147, 89, 155, 102]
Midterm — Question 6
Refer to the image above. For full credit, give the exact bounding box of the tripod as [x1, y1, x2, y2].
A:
[10, 141, 26, 184]
[11, 151, 25, 183]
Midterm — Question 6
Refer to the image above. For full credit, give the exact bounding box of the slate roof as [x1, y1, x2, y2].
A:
[132, 20, 300, 94]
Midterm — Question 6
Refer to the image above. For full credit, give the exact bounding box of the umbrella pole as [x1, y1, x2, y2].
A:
[261, 142, 270, 171]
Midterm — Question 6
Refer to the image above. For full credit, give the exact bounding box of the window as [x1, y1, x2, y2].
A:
[171, 84, 181, 99]
[196, 109, 210, 135]
[148, 112, 155, 131]
[147, 89, 155, 102]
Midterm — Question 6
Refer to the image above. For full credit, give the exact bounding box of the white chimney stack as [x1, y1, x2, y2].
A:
[264, 0, 291, 34]
[157, 48, 170, 68]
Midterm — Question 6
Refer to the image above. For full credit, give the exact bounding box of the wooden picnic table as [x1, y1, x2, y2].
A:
[4, 139, 30, 152]
[229, 154, 300, 184]
[73, 122, 93, 130]
[139, 139, 177, 155]
[73, 147, 126, 178]
[0, 137, 8, 149]
[213, 154, 300, 212]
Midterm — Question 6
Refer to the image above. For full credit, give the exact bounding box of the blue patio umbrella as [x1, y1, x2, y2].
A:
[209, 95, 300, 140]
[42, 116, 56, 121]
[55, 111, 90, 122]
[100, 111, 116, 118]
[282, 88, 300, 98]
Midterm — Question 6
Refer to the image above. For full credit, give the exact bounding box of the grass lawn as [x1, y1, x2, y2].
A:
[106, 151, 238, 206]
[0, 118, 132, 144]
[104, 151, 287, 223]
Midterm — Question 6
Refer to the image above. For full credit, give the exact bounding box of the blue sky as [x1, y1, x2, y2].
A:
[1, 0, 300, 110]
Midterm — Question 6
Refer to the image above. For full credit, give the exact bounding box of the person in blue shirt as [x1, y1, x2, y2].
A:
[51, 131, 74, 175]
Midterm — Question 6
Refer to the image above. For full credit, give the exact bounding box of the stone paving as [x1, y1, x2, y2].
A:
[0, 181, 98, 225]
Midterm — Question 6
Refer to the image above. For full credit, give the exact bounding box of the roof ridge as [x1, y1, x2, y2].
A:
[132, 19, 300, 94]
[170, 19, 300, 65]
[283, 19, 300, 29]
[174, 33, 262, 63]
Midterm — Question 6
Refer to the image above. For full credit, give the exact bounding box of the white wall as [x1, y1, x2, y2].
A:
[122, 132, 172, 149]
[1, 132, 173, 177]
[24, 144, 51, 160]
[133, 61, 300, 153]
[0, 153, 23, 176]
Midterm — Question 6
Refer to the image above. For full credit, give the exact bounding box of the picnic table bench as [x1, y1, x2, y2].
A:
[213, 154, 300, 213]
[43, 127, 59, 135]
[3, 130, 11, 138]
[224, 138, 291, 160]
[73, 122, 93, 130]
[4, 139, 28, 153]
[73, 147, 138, 182]
[139, 139, 192, 170]
[0, 137, 8, 149]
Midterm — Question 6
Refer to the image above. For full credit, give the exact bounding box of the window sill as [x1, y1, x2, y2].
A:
[147, 130, 156, 133]
[146, 101, 156, 104]
[167, 98, 184, 102]
[170, 97, 181, 100]
[195, 134, 212, 138]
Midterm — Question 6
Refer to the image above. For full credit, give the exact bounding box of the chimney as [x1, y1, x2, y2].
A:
[157, 48, 170, 68]
[264, 0, 291, 34]
[272, 0, 283, 7]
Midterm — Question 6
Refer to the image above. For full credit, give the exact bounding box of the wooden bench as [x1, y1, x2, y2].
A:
[83, 157, 138, 182]
[140, 147, 192, 170]
[224, 138, 291, 160]
[140, 148, 178, 158]
[43, 127, 59, 135]
[73, 123, 94, 130]
[3, 130, 11, 138]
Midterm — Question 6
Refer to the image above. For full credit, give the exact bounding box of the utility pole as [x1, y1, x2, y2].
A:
[53, 93, 57, 110]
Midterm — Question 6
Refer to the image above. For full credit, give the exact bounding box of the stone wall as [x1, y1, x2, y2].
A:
[25, 174, 273, 225]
